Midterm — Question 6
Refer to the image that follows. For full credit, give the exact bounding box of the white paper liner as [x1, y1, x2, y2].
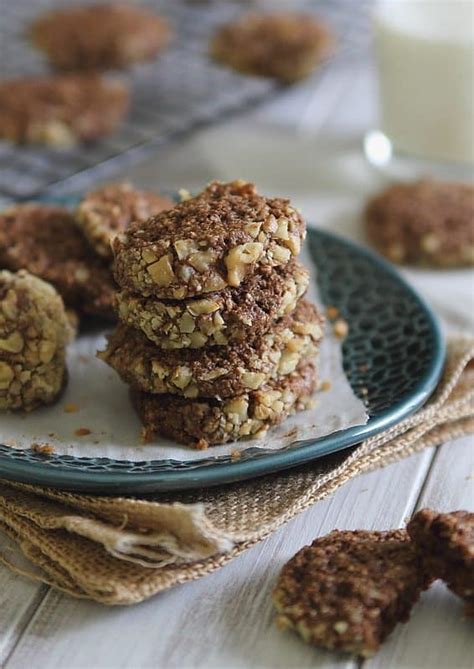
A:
[1, 247, 368, 462]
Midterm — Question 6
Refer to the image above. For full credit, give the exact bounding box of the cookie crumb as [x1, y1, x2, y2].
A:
[231, 449, 241, 462]
[319, 379, 331, 392]
[333, 318, 349, 339]
[326, 305, 339, 320]
[196, 438, 209, 450]
[140, 427, 152, 444]
[75, 427, 91, 437]
[178, 188, 191, 201]
[64, 403, 79, 413]
[31, 442, 55, 455]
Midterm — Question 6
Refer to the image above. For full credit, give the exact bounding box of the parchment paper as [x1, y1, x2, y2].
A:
[1, 247, 368, 462]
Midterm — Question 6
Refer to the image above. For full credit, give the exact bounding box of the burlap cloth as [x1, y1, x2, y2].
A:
[0, 336, 473, 606]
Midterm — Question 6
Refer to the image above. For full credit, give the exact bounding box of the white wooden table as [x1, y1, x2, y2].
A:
[1, 58, 473, 669]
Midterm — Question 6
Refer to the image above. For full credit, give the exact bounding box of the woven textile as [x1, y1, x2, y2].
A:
[0, 337, 472, 605]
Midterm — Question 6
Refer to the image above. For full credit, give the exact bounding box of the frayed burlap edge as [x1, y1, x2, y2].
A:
[0, 336, 473, 605]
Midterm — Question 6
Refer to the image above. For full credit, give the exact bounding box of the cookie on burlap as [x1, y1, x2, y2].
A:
[100, 299, 323, 399]
[0, 75, 129, 146]
[76, 183, 173, 259]
[365, 180, 474, 267]
[0, 204, 116, 319]
[273, 529, 432, 657]
[408, 509, 474, 616]
[112, 180, 306, 299]
[30, 3, 172, 71]
[210, 13, 334, 83]
[116, 260, 310, 349]
[0, 270, 73, 411]
[132, 361, 317, 447]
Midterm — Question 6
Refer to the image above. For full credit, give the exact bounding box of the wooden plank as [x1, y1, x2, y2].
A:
[5, 450, 434, 669]
[0, 532, 48, 665]
[364, 435, 474, 669]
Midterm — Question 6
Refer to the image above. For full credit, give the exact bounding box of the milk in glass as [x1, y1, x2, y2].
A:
[372, 0, 474, 167]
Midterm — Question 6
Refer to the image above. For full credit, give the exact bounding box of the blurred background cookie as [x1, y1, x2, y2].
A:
[365, 180, 474, 267]
[0, 75, 129, 146]
[30, 3, 173, 71]
[76, 182, 173, 259]
[0, 270, 73, 411]
[0, 204, 116, 320]
[210, 13, 335, 83]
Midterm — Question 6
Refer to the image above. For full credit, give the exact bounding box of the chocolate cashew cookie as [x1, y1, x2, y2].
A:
[273, 529, 432, 657]
[211, 13, 334, 83]
[0, 204, 116, 319]
[76, 182, 173, 259]
[365, 180, 474, 267]
[30, 3, 172, 71]
[132, 361, 317, 447]
[0, 75, 129, 146]
[112, 180, 306, 299]
[408, 509, 474, 616]
[0, 270, 73, 411]
[116, 260, 310, 349]
[99, 299, 323, 399]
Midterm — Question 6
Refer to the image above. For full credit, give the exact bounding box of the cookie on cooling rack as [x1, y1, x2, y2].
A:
[113, 180, 306, 299]
[273, 529, 432, 657]
[0, 270, 73, 411]
[99, 299, 324, 399]
[30, 3, 172, 71]
[132, 361, 317, 447]
[210, 13, 335, 83]
[365, 180, 474, 267]
[0, 75, 129, 146]
[116, 260, 310, 349]
[76, 182, 173, 259]
[408, 509, 474, 616]
[0, 204, 116, 320]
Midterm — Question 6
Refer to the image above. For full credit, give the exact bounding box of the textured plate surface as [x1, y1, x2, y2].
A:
[0, 228, 445, 494]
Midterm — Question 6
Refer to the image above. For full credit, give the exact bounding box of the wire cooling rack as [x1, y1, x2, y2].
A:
[0, 0, 371, 200]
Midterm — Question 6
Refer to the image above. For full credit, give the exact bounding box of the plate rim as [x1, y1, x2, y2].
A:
[0, 228, 445, 493]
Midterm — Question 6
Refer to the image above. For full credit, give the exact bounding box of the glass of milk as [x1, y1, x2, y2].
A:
[365, 0, 474, 178]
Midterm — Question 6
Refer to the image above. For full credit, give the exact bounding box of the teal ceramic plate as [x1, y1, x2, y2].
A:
[0, 227, 445, 494]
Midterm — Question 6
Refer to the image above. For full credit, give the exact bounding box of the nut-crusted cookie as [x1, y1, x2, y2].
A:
[99, 299, 323, 399]
[408, 509, 474, 616]
[365, 180, 474, 267]
[0, 75, 129, 146]
[273, 529, 431, 658]
[113, 180, 306, 299]
[30, 3, 172, 71]
[0, 204, 116, 319]
[0, 270, 73, 411]
[76, 182, 173, 259]
[132, 360, 317, 446]
[116, 260, 310, 349]
[210, 13, 334, 83]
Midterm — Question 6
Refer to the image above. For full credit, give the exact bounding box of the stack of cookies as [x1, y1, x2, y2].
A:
[100, 181, 325, 448]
